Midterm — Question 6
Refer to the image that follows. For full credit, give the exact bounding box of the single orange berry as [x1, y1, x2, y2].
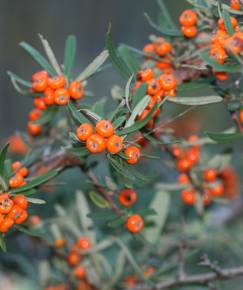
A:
[12, 195, 28, 209]
[86, 134, 106, 153]
[126, 214, 144, 233]
[210, 47, 227, 64]
[27, 122, 42, 136]
[143, 43, 155, 54]
[0, 193, 14, 214]
[74, 266, 86, 279]
[159, 74, 176, 90]
[29, 109, 42, 121]
[106, 135, 124, 154]
[176, 158, 191, 172]
[77, 237, 92, 250]
[214, 71, 228, 81]
[155, 41, 172, 56]
[230, 0, 241, 10]
[31, 70, 48, 82]
[181, 189, 196, 205]
[171, 146, 184, 159]
[48, 75, 66, 90]
[33, 98, 47, 110]
[76, 123, 94, 141]
[181, 26, 198, 38]
[44, 88, 55, 105]
[8, 205, 23, 220]
[147, 80, 161, 95]
[69, 81, 84, 100]
[137, 69, 154, 82]
[209, 183, 224, 197]
[0, 217, 14, 233]
[32, 76, 48, 92]
[203, 168, 217, 182]
[54, 238, 66, 248]
[11, 161, 22, 172]
[15, 209, 28, 224]
[119, 189, 137, 207]
[186, 147, 199, 166]
[96, 120, 114, 138]
[177, 174, 189, 184]
[54, 88, 70, 105]
[125, 146, 141, 164]
[67, 252, 80, 267]
[179, 10, 198, 27]
[18, 167, 29, 177]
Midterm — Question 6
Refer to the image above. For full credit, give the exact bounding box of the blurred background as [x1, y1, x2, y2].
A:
[0, 0, 189, 138]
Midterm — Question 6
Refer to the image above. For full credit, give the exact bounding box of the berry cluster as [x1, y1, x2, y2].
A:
[179, 9, 198, 38]
[66, 237, 91, 282]
[0, 193, 28, 233]
[76, 120, 141, 164]
[9, 161, 29, 188]
[230, 0, 241, 10]
[118, 189, 144, 234]
[28, 70, 84, 136]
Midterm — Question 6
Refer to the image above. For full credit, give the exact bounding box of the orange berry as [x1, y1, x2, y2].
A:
[67, 252, 80, 267]
[96, 120, 114, 138]
[143, 43, 155, 54]
[48, 75, 66, 90]
[69, 81, 84, 100]
[12, 195, 28, 209]
[9, 175, 24, 188]
[0, 217, 14, 233]
[210, 47, 227, 64]
[106, 135, 123, 154]
[8, 205, 23, 220]
[137, 69, 154, 82]
[156, 60, 172, 70]
[32, 75, 48, 92]
[18, 167, 29, 177]
[27, 122, 42, 136]
[29, 109, 42, 121]
[177, 174, 189, 184]
[119, 189, 137, 207]
[181, 189, 196, 205]
[44, 88, 55, 105]
[54, 88, 70, 105]
[125, 146, 141, 164]
[230, 0, 241, 10]
[159, 74, 176, 90]
[214, 71, 228, 81]
[147, 80, 161, 95]
[74, 266, 86, 279]
[11, 161, 22, 172]
[33, 98, 47, 110]
[155, 41, 172, 56]
[176, 158, 191, 172]
[86, 134, 106, 153]
[54, 238, 66, 248]
[209, 183, 224, 197]
[179, 10, 198, 27]
[203, 168, 217, 182]
[126, 214, 144, 233]
[240, 110, 243, 123]
[31, 70, 48, 82]
[77, 237, 92, 250]
[0, 194, 14, 214]
[218, 17, 238, 31]
[181, 26, 198, 38]
[186, 147, 199, 166]
[171, 146, 184, 159]
[15, 209, 28, 224]
[137, 109, 154, 128]
[76, 123, 94, 141]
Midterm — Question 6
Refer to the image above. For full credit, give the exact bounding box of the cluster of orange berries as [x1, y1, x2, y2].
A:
[76, 120, 141, 164]
[230, 0, 241, 10]
[28, 70, 84, 136]
[118, 189, 144, 234]
[210, 16, 242, 81]
[9, 161, 29, 188]
[66, 237, 91, 281]
[179, 9, 198, 38]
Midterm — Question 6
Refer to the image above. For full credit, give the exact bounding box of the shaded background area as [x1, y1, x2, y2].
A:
[0, 0, 188, 138]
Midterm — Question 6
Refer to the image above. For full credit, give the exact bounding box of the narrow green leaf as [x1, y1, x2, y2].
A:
[0, 143, 9, 177]
[76, 50, 109, 82]
[108, 156, 135, 181]
[144, 13, 182, 36]
[113, 115, 126, 129]
[156, 0, 176, 29]
[125, 74, 134, 112]
[222, 9, 234, 35]
[118, 45, 140, 74]
[0, 234, 7, 252]
[105, 25, 130, 79]
[67, 146, 89, 157]
[27, 197, 46, 204]
[144, 191, 170, 244]
[168, 96, 222, 106]
[68, 101, 89, 124]
[10, 170, 59, 194]
[132, 83, 148, 109]
[20, 42, 56, 76]
[89, 191, 110, 208]
[15, 225, 48, 240]
[64, 35, 77, 79]
[205, 131, 243, 143]
[107, 216, 127, 228]
[7, 71, 32, 88]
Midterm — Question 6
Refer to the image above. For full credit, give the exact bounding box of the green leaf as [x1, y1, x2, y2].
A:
[105, 25, 130, 79]
[0, 143, 9, 177]
[7, 71, 32, 88]
[113, 115, 126, 129]
[67, 101, 89, 124]
[118, 45, 140, 74]
[27, 197, 46, 204]
[205, 131, 243, 143]
[10, 170, 59, 194]
[137, 208, 157, 217]
[132, 83, 148, 109]
[156, 0, 176, 29]
[92, 98, 106, 118]
[168, 96, 222, 106]
[67, 146, 89, 157]
[14, 225, 48, 240]
[107, 216, 127, 228]
[118, 104, 158, 136]
[76, 50, 109, 82]
[0, 234, 7, 252]
[20, 42, 56, 76]
[144, 190, 170, 244]
[144, 13, 182, 37]
[89, 191, 110, 208]
[64, 35, 77, 79]
[200, 52, 240, 72]
[34, 105, 59, 125]
[222, 9, 234, 35]
[107, 156, 135, 181]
